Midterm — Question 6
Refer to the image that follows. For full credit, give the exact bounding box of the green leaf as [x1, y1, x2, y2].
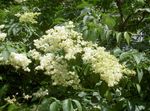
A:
[38, 99, 51, 111]
[136, 83, 141, 94]
[135, 8, 150, 13]
[72, 99, 82, 111]
[53, 18, 65, 24]
[102, 14, 116, 28]
[62, 99, 74, 111]
[137, 0, 145, 4]
[106, 30, 112, 40]
[1, 50, 9, 60]
[133, 53, 144, 65]
[78, 92, 87, 97]
[0, 76, 2, 81]
[8, 104, 18, 111]
[49, 101, 60, 111]
[137, 68, 143, 83]
[124, 32, 130, 45]
[77, 1, 93, 9]
[113, 47, 122, 57]
[104, 90, 112, 101]
[116, 32, 122, 43]
[0, 85, 9, 97]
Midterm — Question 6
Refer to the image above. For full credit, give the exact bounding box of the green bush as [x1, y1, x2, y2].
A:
[0, 0, 150, 111]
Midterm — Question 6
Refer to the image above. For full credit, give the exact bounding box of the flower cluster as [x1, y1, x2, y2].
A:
[82, 46, 123, 87]
[0, 25, 7, 42]
[9, 52, 31, 71]
[16, 12, 40, 24]
[35, 53, 81, 89]
[23, 93, 32, 100]
[28, 49, 41, 60]
[34, 21, 82, 60]
[33, 88, 49, 98]
[32, 22, 134, 88]
[4, 96, 16, 104]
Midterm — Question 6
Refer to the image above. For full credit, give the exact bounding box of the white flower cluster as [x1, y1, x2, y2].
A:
[35, 53, 81, 89]
[34, 21, 82, 60]
[33, 88, 48, 98]
[32, 22, 134, 88]
[0, 25, 7, 42]
[15, 12, 40, 24]
[28, 49, 41, 60]
[83, 46, 123, 87]
[23, 93, 32, 100]
[9, 52, 31, 72]
[4, 96, 16, 104]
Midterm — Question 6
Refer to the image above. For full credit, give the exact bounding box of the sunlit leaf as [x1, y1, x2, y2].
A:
[62, 99, 74, 111]
[72, 99, 82, 111]
[124, 32, 130, 45]
[116, 32, 122, 43]
[136, 83, 141, 94]
[135, 8, 150, 13]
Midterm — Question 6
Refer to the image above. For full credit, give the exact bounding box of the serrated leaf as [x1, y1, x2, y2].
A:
[72, 99, 82, 111]
[49, 101, 60, 111]
[124, 32, 130, 45]
[62, 99, 74, 111]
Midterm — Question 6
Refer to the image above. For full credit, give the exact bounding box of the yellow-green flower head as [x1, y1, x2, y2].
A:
[17, 12, 40, 24]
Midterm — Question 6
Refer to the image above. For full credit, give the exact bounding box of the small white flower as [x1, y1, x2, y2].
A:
[0, 24, 5, 29]
[15, 13, 21, 17]
[23, 93, 32, 100]
[0, 33, 7, 41]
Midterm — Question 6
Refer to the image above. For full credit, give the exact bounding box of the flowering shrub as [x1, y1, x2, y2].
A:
[28, 22, 133, 88]
[0, 21, 134, 89]
[0, 0, 149, 110]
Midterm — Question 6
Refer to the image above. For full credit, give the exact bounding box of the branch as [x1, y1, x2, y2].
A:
[116, 0, 124, 23]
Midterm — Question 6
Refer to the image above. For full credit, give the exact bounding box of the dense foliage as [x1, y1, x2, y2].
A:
[0, 0, 150, 111]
